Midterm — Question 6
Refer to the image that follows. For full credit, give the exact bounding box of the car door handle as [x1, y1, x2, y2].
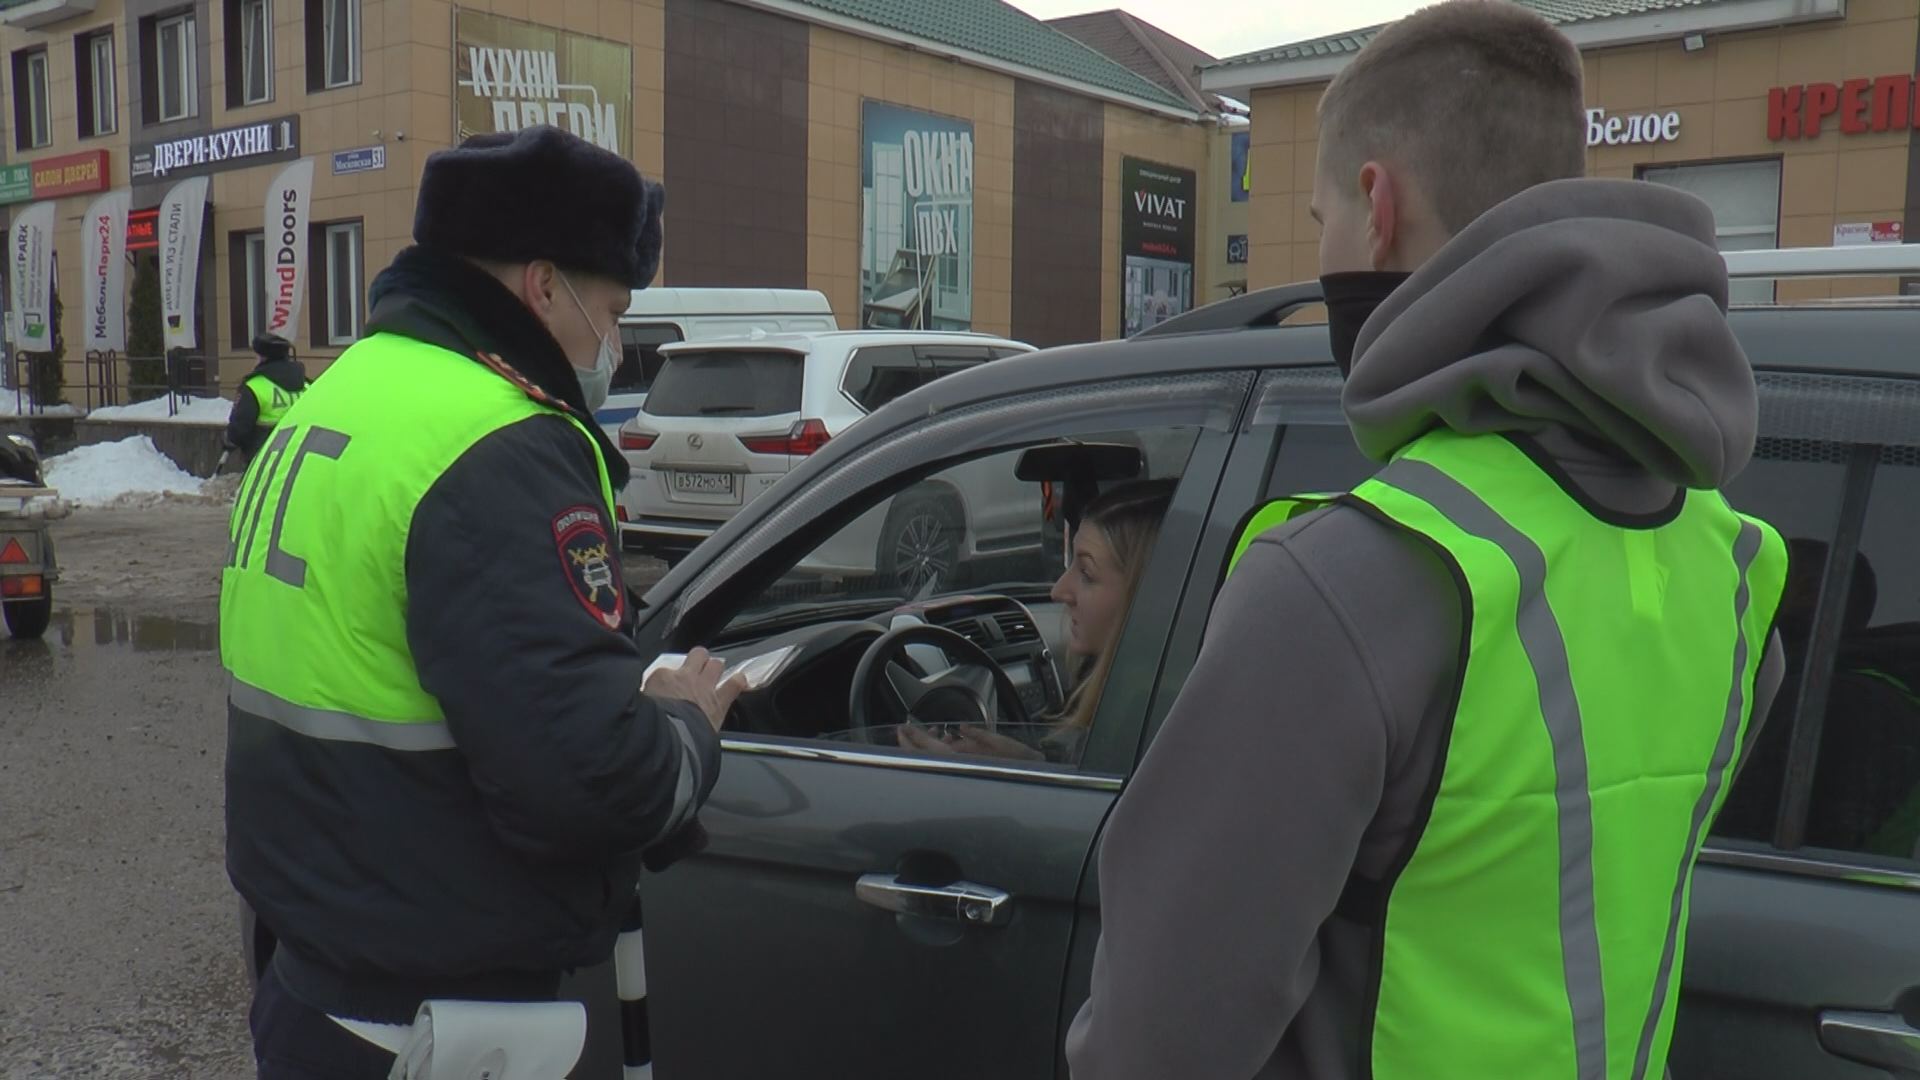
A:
[854, 873, 1013, 928]
[1819, 1009, 1920, 1071]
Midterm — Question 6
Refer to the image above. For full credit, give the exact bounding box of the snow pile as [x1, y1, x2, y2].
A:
[89, 395, 231, 425]
[41, 436, 206, 508]
[0, 393, 82, 418]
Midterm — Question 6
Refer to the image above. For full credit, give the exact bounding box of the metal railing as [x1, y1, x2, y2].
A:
[4, 349, 221, 417]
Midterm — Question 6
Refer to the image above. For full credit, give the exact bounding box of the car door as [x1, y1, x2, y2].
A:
[1126, 365, 1920, 1079]
[634, 371, 1253, 1079]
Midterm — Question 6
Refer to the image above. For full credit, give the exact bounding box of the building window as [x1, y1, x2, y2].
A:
[225, 0, 272, 107]
[12, 48, 51, 150]
[306, 0, 358, 91]
[154, 12, 198, 122]
[75, 31, 116, 138]
[1641, 160, 1782, 305]
[229, 230, 268, 348]
[320, 221, 363, 346]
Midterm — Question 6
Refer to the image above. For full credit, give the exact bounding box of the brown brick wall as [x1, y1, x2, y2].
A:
[663, 0, 809, 288]
[1011, 79, 1102, 348]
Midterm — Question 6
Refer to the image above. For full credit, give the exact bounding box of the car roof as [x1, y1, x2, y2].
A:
[657, 330, 1036, 356]
[623, 287, 834, 317]
[870, 280, 1920, 418]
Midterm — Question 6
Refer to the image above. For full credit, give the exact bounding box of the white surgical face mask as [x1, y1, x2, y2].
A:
[560, 273, 618, 413]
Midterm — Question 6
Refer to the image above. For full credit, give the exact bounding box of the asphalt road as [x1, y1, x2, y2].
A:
[0, 502, 667, 1078]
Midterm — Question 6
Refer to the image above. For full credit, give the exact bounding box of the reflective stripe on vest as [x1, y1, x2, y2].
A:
[1260, 429, 1784, 1080]
[246, 373, 305, 430]
[220, 333, 616, 748]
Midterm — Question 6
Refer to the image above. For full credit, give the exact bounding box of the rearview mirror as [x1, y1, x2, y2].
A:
[1014, 441, 1143, 484]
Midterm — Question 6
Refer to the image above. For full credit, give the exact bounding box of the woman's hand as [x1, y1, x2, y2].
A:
[896, 723, 1044, 762]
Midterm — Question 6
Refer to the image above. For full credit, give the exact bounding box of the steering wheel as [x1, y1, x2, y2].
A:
[847, 623, 1031, 739]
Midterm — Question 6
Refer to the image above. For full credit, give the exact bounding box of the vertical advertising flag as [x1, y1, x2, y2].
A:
[262, 158, 315, 341]
[83, 189, 130, 353]
[10, 200, 56, 351]
[1120, 157, 1197, 337]
[860, 101, 974, 332]
[159, 175, 209, 352]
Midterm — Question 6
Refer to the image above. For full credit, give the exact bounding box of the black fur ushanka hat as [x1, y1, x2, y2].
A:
[414, 126, 665, 288]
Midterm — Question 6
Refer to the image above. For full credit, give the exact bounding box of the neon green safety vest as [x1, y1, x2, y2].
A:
[220, 333, 616, 746]
[244, 372, 306, 430]
[1229, 428, 1785, 1080]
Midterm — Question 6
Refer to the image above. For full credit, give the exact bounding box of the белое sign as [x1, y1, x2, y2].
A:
[1586, 109, 1681, 148]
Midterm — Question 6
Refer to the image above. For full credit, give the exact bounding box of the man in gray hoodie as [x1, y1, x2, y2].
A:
[1066, 3, 1788, 1078]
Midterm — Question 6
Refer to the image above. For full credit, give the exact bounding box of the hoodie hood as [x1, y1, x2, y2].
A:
[253, 357, 309, 394]
[1343, 178, 1756, 489]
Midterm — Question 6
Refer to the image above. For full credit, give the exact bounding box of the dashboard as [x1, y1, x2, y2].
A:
[706, 593, 1065, 740]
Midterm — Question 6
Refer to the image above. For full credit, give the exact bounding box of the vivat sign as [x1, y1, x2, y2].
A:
[1587, 108, 1681, 148]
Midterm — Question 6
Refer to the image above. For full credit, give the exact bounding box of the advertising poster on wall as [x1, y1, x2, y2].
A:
[860, 101, 974, 332]
[82, 189, 130, 353]
[454, 10, 633, 157]
[1121, 157, 1196, 338]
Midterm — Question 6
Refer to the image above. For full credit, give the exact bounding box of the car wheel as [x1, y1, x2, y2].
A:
[879, 492, 964, 595]
[4, 590, 51, 639]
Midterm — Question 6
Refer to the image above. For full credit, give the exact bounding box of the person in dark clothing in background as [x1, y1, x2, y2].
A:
[224, 333, 310, 457]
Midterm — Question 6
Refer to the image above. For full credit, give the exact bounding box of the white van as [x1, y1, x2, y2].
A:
[600, 288, 840, 439]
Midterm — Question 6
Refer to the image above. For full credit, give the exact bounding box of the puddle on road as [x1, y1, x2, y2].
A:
[4, 608, 219, 656]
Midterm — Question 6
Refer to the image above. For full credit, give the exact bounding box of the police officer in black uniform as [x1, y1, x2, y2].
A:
[223, 127, 742, 1079]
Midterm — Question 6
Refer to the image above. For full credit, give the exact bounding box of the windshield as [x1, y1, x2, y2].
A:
[643, 350, 805, 418]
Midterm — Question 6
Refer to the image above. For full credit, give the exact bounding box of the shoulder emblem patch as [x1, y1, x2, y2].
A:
[553, 505, 624, 630]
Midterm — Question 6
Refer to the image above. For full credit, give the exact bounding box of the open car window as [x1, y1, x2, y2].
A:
[701, 426, 1200, 774]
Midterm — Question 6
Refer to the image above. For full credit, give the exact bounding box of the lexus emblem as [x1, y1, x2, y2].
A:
[687, 434, 703, 449]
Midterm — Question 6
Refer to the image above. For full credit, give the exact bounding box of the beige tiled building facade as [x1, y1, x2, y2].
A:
[0, 0, 1222, 400]
[1205, 0, 1920, 304]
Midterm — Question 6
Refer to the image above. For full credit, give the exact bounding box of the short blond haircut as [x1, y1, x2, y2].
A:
[1318, 0, 1586, 233]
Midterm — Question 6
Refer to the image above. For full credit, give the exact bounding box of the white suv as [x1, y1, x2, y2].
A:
[616, 331, 1034, 568]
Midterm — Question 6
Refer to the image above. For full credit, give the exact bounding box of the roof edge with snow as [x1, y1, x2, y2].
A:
[1201, 0, 1845, 99]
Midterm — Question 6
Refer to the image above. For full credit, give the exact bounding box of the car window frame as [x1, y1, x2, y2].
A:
[640, 369, 1257, 787]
